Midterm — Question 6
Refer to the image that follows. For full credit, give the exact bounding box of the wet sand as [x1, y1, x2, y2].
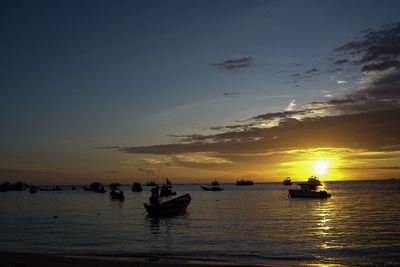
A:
[0, 253, 298, 267]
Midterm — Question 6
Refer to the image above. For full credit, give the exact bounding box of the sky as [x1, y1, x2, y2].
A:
[1, 0, 400, 184]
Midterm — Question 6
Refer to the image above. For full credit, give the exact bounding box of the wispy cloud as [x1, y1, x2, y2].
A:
[212, 57, 253, 71]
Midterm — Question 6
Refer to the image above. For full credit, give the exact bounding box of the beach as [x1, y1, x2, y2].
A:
[0, 253, 294, 267]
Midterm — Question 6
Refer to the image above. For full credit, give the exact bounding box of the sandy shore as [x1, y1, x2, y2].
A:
[0, 253, 301, 267]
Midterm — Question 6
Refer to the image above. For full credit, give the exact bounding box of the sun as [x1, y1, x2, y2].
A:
[314, 161, 328, 175]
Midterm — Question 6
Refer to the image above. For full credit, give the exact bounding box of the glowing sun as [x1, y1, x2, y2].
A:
[314, 161, 328, 175]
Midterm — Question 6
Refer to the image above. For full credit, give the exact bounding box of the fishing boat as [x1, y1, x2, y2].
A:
[236, 179, 254, 186]
[110, 188, 124, 201]
[29, 185, 38, 193]
[201, 180, 223, 191]
[211, 180, 220, 186]
[289, 176, 331, 198]
[201, 186, 223, 191]
[160, 178, 176, 197]
[146, 180, 157, 186]
[83, 182, 106, 193]
[283, 177, 292, 185]
[132, 182, 143, 192]
[144, 187, 191, 217]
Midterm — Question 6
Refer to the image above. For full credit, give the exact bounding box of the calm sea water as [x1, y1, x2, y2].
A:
[1, 180, 400, 266]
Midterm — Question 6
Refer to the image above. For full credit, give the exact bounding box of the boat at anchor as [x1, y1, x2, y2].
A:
[289, 176, 331, 198]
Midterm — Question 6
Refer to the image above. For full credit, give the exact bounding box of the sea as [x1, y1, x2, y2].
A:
[1, 180, 399, 266]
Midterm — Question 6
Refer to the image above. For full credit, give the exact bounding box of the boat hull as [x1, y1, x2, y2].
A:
[201, 186, 223, 191]
[289, 189, 331, 198]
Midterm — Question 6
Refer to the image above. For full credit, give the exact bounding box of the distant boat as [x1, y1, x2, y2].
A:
[146, 180, 157, 186]
[109, 182, 121, 190]
[0, 181, 28, 192]
[211, 180, 219, 186]
[29, 185, 38, 193]
[83, 182, 106, 193]
[160, 184, 176, 197]
[289, 176, 331, 198]
[51, 186, 62, 191]
[283, 177, 292, 185]
[201, 186, 223, 191]
[144, 186, 191, 217]
[236, 179, 254, 186]
[110, 189, 124, 201]
[132, 182, 143, 192]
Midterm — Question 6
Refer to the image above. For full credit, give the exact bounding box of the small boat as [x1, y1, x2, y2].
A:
[201, 186, 223, 191]
[110, 189, 124, 201]
[0, 181, 28, 192]
[283, 177, 292, 185]
[236, 179, 254, 186]
[211, 180, 220, 186]
[39, 187, 51, 191]
[132, 182, 143, 192]
[29, 185, 38, 193]
[159, 178, 176, 197]
[144, 187, 191, 217]
[160, 184, 176, 197]
[83, 182, 106, 193]
[289, 176, 331, 198]
[51, 186, 62, 191]
[146, 180, 157, 186]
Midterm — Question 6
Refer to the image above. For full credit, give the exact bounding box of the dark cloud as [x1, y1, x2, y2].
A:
[290, 68, 319, 84]
[333, 59, 349, 65]
[212, 57, 253, 71]
[223, 92, 241, 97]
[361, 60, 400, 72]
[305, 68, 318, 74]
[334, 22, 400, 66]
[119, 108, 400, 155]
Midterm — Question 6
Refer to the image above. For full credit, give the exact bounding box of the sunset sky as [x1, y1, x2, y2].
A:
[1, 0, 400, 184]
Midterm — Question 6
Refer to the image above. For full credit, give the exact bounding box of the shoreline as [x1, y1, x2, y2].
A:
[0, 252, 309, 267]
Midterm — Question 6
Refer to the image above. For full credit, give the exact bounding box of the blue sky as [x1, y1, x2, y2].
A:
[1, 0, 400, 183]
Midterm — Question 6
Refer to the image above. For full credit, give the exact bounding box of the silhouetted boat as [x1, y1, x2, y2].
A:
[110, 189, 124, 201]
[109, 182, 121, 190]
[236, 179, 254, 185]
[146, 180, 157, 186]
[201, 186, 223, 191]
[159, 178, 176, 197]
[211, 180, 220, 186]
[83, 182, 106, 193]
[0, 181, 28, 192]
[283, 177, 292, 185]
[289, 176, 331, 198]
[160, 184, 176, 197]
[132, 182, 143, 192]
[39, 187, 51, 191]
[144, 186, 191, 217]
[29, 185, 38, 193]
